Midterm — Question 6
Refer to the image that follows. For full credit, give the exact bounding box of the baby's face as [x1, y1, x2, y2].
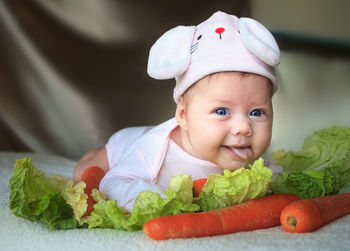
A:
[176, 72, 273, 171]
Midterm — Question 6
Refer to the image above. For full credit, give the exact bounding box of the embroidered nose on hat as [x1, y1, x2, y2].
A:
[147, 11, 280, 103]
[215, 27, 225, 39]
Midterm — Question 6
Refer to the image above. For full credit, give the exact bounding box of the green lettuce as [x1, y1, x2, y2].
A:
[271, 126, 350, 198]
[8, 159, 199, 231]
[9, 157, 274, 231]
[270, 161, 341, 199]
[199, 158, 273, 211]
[8, 158, 78, 229]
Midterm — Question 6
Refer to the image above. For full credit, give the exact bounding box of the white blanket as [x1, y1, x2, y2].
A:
[1, 152, 349, 251]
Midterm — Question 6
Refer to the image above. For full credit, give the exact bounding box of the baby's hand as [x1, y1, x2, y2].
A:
[80, 166, 106, 215]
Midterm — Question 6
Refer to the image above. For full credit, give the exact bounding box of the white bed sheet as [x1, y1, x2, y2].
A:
[0, 152, 349, 251]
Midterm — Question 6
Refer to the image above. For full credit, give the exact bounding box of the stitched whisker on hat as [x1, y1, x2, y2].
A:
[190, 48, 198, 54]
[191, 42, 199, 53]
[191, 44, 198, 51]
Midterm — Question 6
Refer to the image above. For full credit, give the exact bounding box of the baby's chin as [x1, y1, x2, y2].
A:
[218, 159, 253, 172]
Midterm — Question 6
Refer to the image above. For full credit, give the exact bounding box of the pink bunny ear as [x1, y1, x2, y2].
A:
[147, 25, 196, 80]
[239, 17, 280, 67]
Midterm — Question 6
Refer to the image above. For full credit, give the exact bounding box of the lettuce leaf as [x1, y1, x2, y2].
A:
[8, 159, 200, 231]
[198, 158, 273, 211]
[271, 126, 350, 198]
[270, 162, 341, 199]
[273, 126, 350, 174]
[9, 157, 273, 231]
[8, 158, 78, 229]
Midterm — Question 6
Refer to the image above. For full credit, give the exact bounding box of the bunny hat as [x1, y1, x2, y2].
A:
[147, 11, 280, 103]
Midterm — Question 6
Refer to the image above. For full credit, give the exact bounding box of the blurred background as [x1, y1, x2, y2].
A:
[0, 0, 349, 160]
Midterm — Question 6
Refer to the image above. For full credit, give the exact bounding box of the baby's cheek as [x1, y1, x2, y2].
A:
[193, 135, 219, 160]
[255, 133, 272, 156]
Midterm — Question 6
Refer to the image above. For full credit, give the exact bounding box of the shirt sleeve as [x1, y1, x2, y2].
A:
[101, 119, 177, 212]
[105, 126, 152, 170]
[99, 175, 166, 212]
[102, 125, 164, 212]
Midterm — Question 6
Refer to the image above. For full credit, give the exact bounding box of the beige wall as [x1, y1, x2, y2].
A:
[251, 0, 350, 43]
[270, 51, 350, 153]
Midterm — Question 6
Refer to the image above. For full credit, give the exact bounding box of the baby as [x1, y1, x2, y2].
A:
[73, 11, 280, 211]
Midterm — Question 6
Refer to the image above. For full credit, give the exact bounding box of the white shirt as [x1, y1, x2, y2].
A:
[156, 139, 223, 189]
[100, 118, 222, 211]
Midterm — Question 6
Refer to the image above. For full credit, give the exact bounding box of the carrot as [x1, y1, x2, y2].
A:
[143, 193, 300, 240]
[280, 193, 350, 233]
[80, 166, 106, 216]
[193, 178, 207, 197]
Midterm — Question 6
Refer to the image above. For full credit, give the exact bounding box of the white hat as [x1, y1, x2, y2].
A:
[147, 11, 280, 103]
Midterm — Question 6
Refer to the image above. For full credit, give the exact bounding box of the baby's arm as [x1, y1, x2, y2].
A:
[73, 147, 109, 183]
[74, 146, 165, 212]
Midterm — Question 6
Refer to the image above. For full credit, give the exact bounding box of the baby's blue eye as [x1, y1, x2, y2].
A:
[215, 108, 230, 116]
[250, 109, 263, 117]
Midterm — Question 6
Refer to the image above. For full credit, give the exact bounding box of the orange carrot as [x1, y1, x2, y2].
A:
[80, 166, 106, 216]
[193, 178, 207, 197]
[143, 193, 300, 240]
[280, 193, 350, 233]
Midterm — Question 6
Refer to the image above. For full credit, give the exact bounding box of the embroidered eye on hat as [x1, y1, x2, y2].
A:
[147, 11, 280, 103]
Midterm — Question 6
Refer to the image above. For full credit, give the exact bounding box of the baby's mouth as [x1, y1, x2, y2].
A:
[223, 145, 253, 160]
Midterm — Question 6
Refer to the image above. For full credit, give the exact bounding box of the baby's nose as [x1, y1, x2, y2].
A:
[230, 116, 252, 136]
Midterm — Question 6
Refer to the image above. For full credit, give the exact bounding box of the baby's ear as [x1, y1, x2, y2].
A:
[147, 25, 196, 80]
[175, 96, 188, 130]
